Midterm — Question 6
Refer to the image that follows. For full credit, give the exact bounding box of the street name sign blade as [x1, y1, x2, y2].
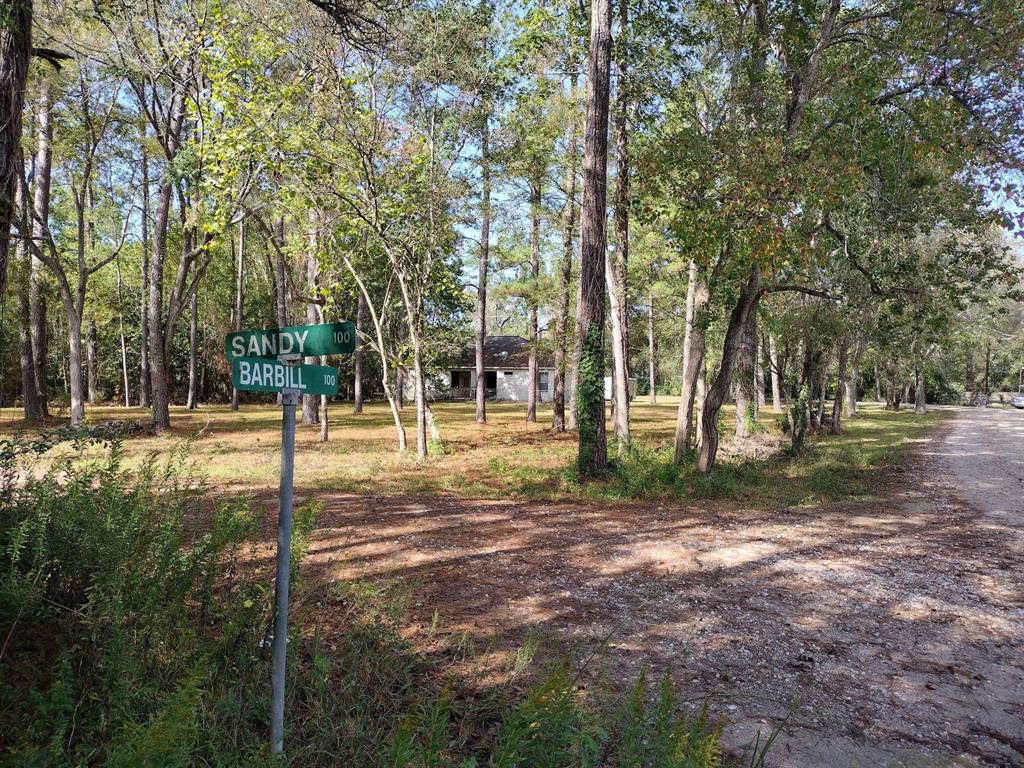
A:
[225, 321, 356, 360]
[232, 357, 339, 396]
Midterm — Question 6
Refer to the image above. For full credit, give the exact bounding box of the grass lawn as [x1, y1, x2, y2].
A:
[0, 398, 948, 507]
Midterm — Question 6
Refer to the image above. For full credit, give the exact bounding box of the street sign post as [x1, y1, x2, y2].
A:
[225, 321, 355, 360]
[224, 323, 350, 757]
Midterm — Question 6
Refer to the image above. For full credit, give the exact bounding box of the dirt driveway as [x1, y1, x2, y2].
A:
[296, 407, 1023, 767]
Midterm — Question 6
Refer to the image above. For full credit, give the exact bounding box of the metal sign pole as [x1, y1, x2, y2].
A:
[270, 385, 299, 755]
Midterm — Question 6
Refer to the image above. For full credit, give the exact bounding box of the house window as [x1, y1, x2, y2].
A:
[504, 371, 513, 376]
[539, 372, 549, 392]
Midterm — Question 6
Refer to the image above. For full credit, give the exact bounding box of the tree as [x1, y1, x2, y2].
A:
[576, 0, 612, 476]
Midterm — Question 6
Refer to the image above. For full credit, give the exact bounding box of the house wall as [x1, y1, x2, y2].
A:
[403, 368, 556, 402]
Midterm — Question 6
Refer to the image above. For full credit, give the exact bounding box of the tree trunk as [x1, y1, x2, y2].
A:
[146, 91, 186, 433]
[874, 364, 883, 403]
[302, 213, 320, 424]
[475, 112, 490, 424]
[410, 325, 428, 459]
[67, 311, 85, 425]
[769, 332, 781, 412]
[575, 0, 612, 475]
[734, 308, 756, 439]
[354, 290, 364, 414]
[0, 0, 31, 296]
[647, 276, 656, 405]
[231, 220, 244, 410]
[915, 363, 926, 414]
[527, 178, 541, 423]
[607, 0, 630, 452]
[964, 346, 975, 395]
[673, 260, 706, 463]
[832, 339, 847, 432]
[552, 82, 577, 433]
[845, 335, 865, 417]
[139, 120, 151, 408]
[697, 265, 761, 474]
[87, 318, 99, 405]
[186, 289, 198, 409]
[319, 355, 329, 442]
[15, 165, 42, 421]
[983, 340, 991, 393]
[567, 271, 584, 431]
[30, 80, 51, 417]
[275, 218, 287, 328]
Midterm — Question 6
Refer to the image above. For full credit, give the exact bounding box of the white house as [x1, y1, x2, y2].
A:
[403, 335, 637, 404]
[403, 336, 556, 402]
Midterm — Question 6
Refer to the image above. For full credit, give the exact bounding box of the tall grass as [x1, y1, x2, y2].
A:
[0, 432, 749, 767]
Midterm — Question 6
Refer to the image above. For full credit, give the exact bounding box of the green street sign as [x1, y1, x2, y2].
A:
[232, 357, 339, 396]
[225, 321, 356, 360]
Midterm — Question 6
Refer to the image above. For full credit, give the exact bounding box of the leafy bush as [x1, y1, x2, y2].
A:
[0, 434, 739, 767]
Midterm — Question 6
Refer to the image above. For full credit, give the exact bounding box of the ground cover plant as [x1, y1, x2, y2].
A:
[0, 432, 763, 767]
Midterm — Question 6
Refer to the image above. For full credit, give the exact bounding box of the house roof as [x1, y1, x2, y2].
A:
[456, 335, 554, 369]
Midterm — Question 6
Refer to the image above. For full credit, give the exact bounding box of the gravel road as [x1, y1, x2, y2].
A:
[930, 406, 1024, 527]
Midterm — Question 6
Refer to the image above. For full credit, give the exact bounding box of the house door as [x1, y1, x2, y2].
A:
[485, 370, 497, 397]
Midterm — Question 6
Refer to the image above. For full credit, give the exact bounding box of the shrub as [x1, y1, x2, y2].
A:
[0, 433, 740, 767]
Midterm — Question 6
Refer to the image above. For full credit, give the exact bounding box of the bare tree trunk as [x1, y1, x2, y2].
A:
[302, 214, 320, 425]
[30, 81, 51, 417]
[275, 217, 287, 328]
[527, 178, 541, 423]
[0, 0, 31, 296]
[87, 318, 99, 405]
[148, 177, 173, 430]
[186, 289, 198, 409]
[475, 112, 490, 424]
[697, 265, 761, 474]
[354, 290, 364, 414]
[231, 220, 244, 410]
[607, 0, 630, 451]
[673, 260, 706, 463]
[983, 340, 991, 393]
[647, 275, 656, 405]
[552, 80, 577, 433]
[832, 339, 847, 432]
[874, 364, 883, 403]
[914, 363, 926, 414]
[755, 334, 765, 416]
[845, 335, 865, 417]
[734, 308, 756, 439]
[769, 332, 781, 412]
[67, 310, 85, 425]
[576, 0, 612, 475]
[411, 327, 428, 459]
[15, 165, 42, 420]
[694, 361, 707, 452]
[319, 354, 329, 442]
[138, 121, 151, 408]
[567, 273, 584, 431]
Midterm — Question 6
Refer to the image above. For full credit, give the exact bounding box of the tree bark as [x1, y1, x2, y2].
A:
[30, 81, 51, 417]
[552, 86, 577, 433]
[475, 111, 490, 423]
[697, 265, 761, 474]
[607, 0, 630, 450]
[734, 307, 757, 439]
[136, 122, 150, 407]
[275, 217, 288, 328]
[673, 260, 707, 463]
[146, 90, 186, 432]
[15, 161, 42, 421]
[354, 290, 364, 414]
[769, 332, 782, 412]
[0, 0, 31, 297]
[115, 255, 130, 407]
[575, 0, 612, 475]
[915, 363, 926, 414]
[87, 318, 99, 405]
[845, 335, 865, 417]
[302, 212, 320, 425]
[832, 338, 847, 432]
[647, 275, 656, 405]
[186, 289, 198, 409]
[231, 219, 244, 410]
[527, 177, 541, 423]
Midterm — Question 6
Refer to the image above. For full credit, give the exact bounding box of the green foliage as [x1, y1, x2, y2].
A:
[575, 325, 605, 476]
[787, 387, 810, 455]
[0, 436, 737, 767]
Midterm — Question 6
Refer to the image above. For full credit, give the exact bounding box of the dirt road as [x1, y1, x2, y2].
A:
[299, 407, 1023, 767]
